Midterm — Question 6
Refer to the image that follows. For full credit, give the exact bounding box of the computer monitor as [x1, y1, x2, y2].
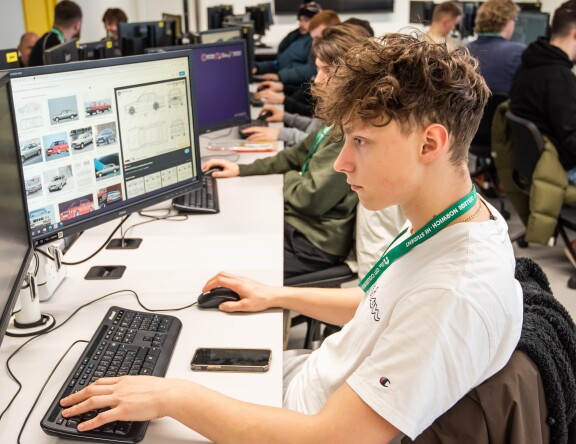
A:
[118, 21, 177, 56]
[258, 3, 274, 28]
[275, 0, 394, 13]
[222, 23, 256, 77]
[245, 6, 267, 37]
[517, 2, 542, 12]
[207, 5, 234, 30]
[78, 39, 116, 61]
[44, 39, 79, 65]
[511, 11, 550, 45]
[7, 50, 202, 248]
[162, 13, 183, 37]
[0, 72, 34, 350]
[409, 1, 435, 25]
[0, 48, 20, 70]
[197, 27, 243, 44]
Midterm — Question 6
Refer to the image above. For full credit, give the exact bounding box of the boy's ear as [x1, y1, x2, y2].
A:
[420, 124, 449, 164]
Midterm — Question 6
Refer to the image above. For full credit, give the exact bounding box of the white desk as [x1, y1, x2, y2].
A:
[0, 173, 284, 443]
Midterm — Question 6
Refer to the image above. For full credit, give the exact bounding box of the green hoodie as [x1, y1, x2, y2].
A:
[238, 128, 358, 257]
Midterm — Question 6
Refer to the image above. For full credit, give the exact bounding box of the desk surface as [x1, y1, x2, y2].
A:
[0, 173, 284, 443]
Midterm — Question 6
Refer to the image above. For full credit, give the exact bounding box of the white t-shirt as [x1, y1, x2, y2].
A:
[283, 207, 523, 440]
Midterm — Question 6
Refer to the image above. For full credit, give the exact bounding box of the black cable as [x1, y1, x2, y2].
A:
[120, 209, 188, 243]
[16, 340, 88, 444]
[0, 288, 197, 428]
[35, 215, 130, 266]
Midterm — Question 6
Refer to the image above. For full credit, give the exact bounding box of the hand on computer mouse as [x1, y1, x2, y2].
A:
[257, 110, 274, 121]
[203, 166, 224, 176]
[256, 83, 270, 92]
[255, 89, 285, 105]
[258, 106, 283, 122]
[202, 271, 276, 313]
[202, 159, 239, 178]
[244, 127, 280, 142]
[197, 287, 241, 309]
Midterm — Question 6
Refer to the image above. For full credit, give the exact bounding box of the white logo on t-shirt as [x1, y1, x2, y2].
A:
[368, 286, 380, 322]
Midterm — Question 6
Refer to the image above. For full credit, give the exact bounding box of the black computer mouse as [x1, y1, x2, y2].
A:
[197, 287, 241, 309]
[257, 110, 273, 121]
[203, 166, 224, 176]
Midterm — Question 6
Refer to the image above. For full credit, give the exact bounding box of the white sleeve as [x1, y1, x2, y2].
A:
[346, 289, 492, 440]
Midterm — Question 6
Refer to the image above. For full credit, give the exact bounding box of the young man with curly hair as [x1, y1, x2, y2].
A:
[60, 33, 523, 442]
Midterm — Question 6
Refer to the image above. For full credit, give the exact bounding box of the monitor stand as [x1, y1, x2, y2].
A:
[6, 273, 55, 337]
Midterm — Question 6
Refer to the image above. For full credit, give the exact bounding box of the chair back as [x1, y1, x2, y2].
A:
[505, 110, 546, 189]
[470, 92, 508, 154]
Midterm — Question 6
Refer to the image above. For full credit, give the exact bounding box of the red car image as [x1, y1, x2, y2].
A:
[60, 198, 94, 221]
[86, 101, 112, 115]
[46, 140, 69, 156]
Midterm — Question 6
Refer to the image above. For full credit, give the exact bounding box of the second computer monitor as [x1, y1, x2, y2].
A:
[44, 40, 79, 65]
[511, 11, 550, 45]
[118, 21, 177, 56]
[197, 27, 243, 44]
[191, 40, 252, 133]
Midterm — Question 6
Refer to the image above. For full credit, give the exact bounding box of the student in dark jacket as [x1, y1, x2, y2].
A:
[509, 1, 576, 181]
[253, 2, 321, 86]
[27, 0, 82, 67]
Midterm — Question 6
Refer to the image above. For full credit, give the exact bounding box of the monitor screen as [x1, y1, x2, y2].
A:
[511, 11, 549, 45]
[0, 73, 33, 350]
[44, 39, 79, 65]
[222, 23, 255, 75]
[118, 21, 176, 56]
[258, 3, 274, 28]
[78, 39, 115, 61]
[207, 5, 234, 30]
[0, 48, 20, 70]
[189, 41, 251, 133]
[275, 0, 393, 13]
[197, 27, 243, 44]
[8, 51, 202, 247]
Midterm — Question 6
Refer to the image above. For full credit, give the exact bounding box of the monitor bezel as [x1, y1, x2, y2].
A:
[0, 72, 34, 350]
[44, 39, 79, 65]
[7, 51, 203, 247]
[197, 27, 243, 44]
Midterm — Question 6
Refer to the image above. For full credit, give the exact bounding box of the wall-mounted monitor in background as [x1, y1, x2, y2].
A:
[44, 39, 79, 65]
[162, 13, 183, 37]
[275, 0, 394, 14]
[409, 1, 435, 25]
[78, 39, 116, 61]
[511, 11, 550, 45]
[7, 51, 202, 247]
[0, 48, 20, 70]
[197, 27, 243, 44]
[207, 5, 234, 30]
[516, 2, 542, 12]
[0, 72, 34, 351]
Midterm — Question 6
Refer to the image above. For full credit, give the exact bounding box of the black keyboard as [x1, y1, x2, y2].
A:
[172, 173, 220, 214]
[41, 306, 182, 443]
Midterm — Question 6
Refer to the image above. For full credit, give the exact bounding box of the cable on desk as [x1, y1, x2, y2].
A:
[201, 152, 240, 162]
[35, 215, 131, 266]
[119, 209, 189, 244]
[0, 288, 197, 429]
[16, 339, 88, 444]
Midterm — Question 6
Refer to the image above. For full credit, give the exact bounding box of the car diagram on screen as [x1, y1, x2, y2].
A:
[20, 116, 43, 130]
[18, 102, 41, 114]
[127, 121, 167, 149]
[125, 92, 165, 116]
[170, 120, 185, 139]
[168, 88, 183, 108]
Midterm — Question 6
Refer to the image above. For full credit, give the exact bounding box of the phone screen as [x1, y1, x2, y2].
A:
[191, 348, 271, 371]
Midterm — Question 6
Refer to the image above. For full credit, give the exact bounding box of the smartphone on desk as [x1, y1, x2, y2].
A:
[191, 348, 272, 372]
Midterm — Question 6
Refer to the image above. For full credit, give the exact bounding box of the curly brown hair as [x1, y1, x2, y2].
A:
[474, 0, 519, 34]
[313, 32, 489, 166]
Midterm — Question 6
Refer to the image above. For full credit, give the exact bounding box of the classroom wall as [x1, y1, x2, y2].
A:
[0, 1, 563, 51]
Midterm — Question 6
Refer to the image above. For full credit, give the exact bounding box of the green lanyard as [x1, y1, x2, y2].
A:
[301, 125, 332, 175]
[359, 187, 478, 292]
[50, 28, 65, 43]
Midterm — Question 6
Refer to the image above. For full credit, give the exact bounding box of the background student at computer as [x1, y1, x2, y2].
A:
[204, 23, 371, 280]
[252, 10, 341, 119]
[27, 0, 82, 67]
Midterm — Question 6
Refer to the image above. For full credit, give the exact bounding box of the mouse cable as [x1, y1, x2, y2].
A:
[35, 215, 131, 266]
[1, 288, 197, 425]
